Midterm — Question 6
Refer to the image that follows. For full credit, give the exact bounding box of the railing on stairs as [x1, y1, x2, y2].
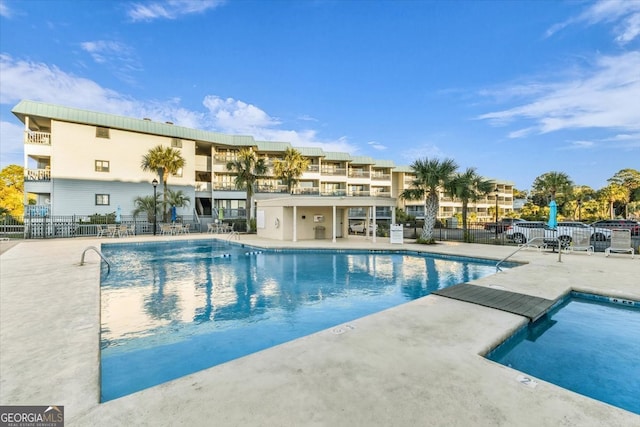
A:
[80, 246, 111, 273]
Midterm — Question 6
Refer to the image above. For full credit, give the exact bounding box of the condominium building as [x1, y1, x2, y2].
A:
[12, 100, 514, 235]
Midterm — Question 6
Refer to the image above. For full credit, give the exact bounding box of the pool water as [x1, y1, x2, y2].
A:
[100, 239, 511, 401]
[487, 293, 640, 415]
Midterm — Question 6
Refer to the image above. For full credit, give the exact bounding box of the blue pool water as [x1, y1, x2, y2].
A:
[100, 239, 512, 401]
[487, 293, 640, 415]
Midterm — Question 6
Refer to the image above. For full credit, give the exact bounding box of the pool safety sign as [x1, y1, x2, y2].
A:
[390, 224, 403, 244]
[0, 406, 64, 427]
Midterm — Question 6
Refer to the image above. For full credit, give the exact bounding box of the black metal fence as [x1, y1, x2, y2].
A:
[2, 216, 638, 254]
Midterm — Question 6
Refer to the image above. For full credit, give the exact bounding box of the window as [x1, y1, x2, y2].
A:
[95, 194, 110, 205]
[96, 127, 110, 138]
[172, 167, 183, 177]
[171, 138, 182, 148]
[95, 160, 110, 172]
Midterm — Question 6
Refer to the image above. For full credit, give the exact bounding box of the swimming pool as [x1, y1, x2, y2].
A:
[486, 292, 640, 415]
[100, 239, 514, 401]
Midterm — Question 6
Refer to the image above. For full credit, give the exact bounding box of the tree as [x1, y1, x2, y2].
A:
[165, 189, 191, 211]
[132, 194, 161, 223]
[531, 171, 574, 217]
[141, 145, 186, 221]
[608, 168, 640, 217]
[400, 158, 458, 243]
[226, 148, 267, 232]
[0, 165, 27, 219]
[273, 148, 310, 193]
[598, 183, 629, 219]
[447, 168, 494, 242]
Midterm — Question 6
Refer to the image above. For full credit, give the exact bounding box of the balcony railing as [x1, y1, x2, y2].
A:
[321, 168, 347, 176]
[292, 187, 320, 196]
[306, 164, 320, 173]
[320, 189, 346, 196]
[25, 131, 51, 145]
[195, 181, 212, 192]
[348, 170, 370, 178]
[212, 183, 239, 191]
[372, 173, 390, 180]
[25, 168, 51, 181]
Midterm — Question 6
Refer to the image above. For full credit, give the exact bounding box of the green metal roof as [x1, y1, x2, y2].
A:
[11, 100, 256, 146]
[373, 159, 396, 168]
[254, 140, 292, 152]
[295, 146, 325, 157]
[392, 165, 415, 173]
[323, 151, 352, 161]
[350, 156, 375, 165]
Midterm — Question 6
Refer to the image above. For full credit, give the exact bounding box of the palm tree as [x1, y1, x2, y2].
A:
[447, 168, 494, 242]
[226, 148, 267, 232]
[599, 183, 629, 219]
[141, 145, 186, 221]
[400, 157, 458, 243]
[166, 189, 191, 210]
[132, 194, 161, 222]
[273, 148, 310, 193]
[532, 171, 573, 203]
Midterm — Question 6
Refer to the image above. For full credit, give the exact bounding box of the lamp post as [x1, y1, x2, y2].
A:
[577, 199, 582, 222]
[152, 178, 158, 235]
[494, 187, 499, 240]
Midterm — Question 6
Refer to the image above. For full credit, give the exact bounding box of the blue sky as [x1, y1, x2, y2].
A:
[1, 0, 638, 191]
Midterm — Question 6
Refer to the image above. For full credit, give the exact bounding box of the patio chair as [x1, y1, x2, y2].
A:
[160, 224, 174, 236]
[207, 223, 216, 233]
[564, 229, 593, 255]
[117, 224, 130, 237]
[519, 228, 546, 251]
[605, 229, 635, 258]
[179, 223, 190, 234]
[96, 224, 108, 237]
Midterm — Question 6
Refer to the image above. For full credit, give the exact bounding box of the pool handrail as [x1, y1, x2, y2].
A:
[80, 245, 111, 274]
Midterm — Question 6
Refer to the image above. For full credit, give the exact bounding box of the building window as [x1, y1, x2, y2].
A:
[173, 167, 183, 178]
[171, 138, 182, 148]
[96, 127, 110, 138]
[95, 194, 110, 205]
[95, 160, 110, 172]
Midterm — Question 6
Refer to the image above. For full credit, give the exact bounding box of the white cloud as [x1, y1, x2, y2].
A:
[127, 0, 226, 22]
[477, 52, 640, 136]
[80, 40, 142, 84]
[367, 141, 387, 151]
[0, 0, 11, 18]
[546, 0, 640, 44]
[0, 55, 353, 162]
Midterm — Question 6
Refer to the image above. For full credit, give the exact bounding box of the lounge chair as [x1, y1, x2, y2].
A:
[564, 229, 593, 255]
[520, 228, 546, 251]
[605, 229, 635, 258]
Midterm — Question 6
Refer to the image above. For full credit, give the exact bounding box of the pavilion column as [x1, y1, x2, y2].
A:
[292, 206, 297, 242]
[332, 205, 337, 243]
[372, 201, 377, 243]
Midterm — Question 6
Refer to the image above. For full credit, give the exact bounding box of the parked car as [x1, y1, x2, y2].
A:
[505, 221, 611, 246]
[349, 221, 377, 234]
[484, 218, 525, 233]
[590, 219, 640, 236]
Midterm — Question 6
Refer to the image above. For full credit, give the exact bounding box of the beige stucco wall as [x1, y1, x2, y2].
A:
[257, 205, 345, 241]
[51, 121, 195, 185]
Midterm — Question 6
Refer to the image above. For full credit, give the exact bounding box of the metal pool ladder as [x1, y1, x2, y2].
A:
[80, 246, 111, 273]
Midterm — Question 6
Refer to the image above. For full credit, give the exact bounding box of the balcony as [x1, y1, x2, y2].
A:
[306, 164, 320, 173]
[25, 168, 51, 181]
[321, 167, 347, 176]
[25, 131, 51, 145]
[372, 173, 390, 181]
[348, 170, 370, 178]
[195, 181, 212, 192]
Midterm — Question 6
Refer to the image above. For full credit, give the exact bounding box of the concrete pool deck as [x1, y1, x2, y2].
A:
[1, 235, 638, 426]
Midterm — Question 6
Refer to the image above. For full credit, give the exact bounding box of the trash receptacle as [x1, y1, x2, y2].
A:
[314, 226, 326, 239]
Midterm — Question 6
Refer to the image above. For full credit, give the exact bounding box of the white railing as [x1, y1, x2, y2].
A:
[25, 131, 51, 145]
[195, 181, 212, 191]
[25, 168, 51, 181]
